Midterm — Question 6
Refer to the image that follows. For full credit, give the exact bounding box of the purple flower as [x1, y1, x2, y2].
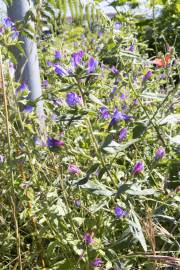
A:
[109, 108, 132, 128]
[91, 258, 103, 268]
[71, 50, 85, 68]
[47, 137, 64, 147]
[53, 99, 62, 106]
[11, 27, 19, 40]
[68, 164, 80, 174]
[98, 31, 103, 38]
[133, 98, 138, 105]
[99, 106, 110, 119]
[132, 161, 144, 175]
[0, 155, 5, 163]
[66, 92, 82, 107]
[16, 82, 28, 95]
[129, 44, 134, 52]
[114, 22, 121, 30]
[55, 50, 61, 60]
[3, 17, 13, 28]
[111, 66, 119, 75]
[54, 64, 68, 76]
[42, 80, 48, 87]
[47, 60, 52, 67]
[114, 206, 127, 218]
[88, 57, 98, 74]
[120, 93, 126, 100]
[83, 233, 93, 245]
[143, 70, 152, 82]
[119, 128, 127, 142]
[74, 199, 81, 207]
[155, 147, 165, 160]
[34, 136, 42, 146]
[21, 105, 33, 113]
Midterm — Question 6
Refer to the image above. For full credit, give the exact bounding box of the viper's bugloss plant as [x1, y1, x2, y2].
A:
[0, 9, 179, 270]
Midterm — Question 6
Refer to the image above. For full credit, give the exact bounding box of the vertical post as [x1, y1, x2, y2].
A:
[7, 0, 45, 132]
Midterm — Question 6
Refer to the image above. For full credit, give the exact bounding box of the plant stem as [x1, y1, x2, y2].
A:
[0, 50, 23, 270]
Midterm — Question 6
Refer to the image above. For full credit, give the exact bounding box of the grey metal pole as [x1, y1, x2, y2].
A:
[7, 0, 45, 132]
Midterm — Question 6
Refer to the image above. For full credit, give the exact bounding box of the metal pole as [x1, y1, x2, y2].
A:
[7, 0, 45, 131]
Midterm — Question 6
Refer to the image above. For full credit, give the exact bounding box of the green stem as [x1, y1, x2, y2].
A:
[0, 49, 23, 270]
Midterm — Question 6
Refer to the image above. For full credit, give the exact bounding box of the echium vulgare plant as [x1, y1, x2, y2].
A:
[0, 17, 180, 270]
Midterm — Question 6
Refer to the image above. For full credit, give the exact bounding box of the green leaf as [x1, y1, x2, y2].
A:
[101, 139, 139, 154]
[133, 122, 147, 139]
[129, 208, 147, 252]
[89, 94, 105, 106]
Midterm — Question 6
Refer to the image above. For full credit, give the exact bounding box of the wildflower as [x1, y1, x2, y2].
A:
[114, 22, 121, 30]
[47, 137, 64, 147]
[16, 82, 28, 95]
[108, 108, 132, 128]
[143, 70, 152, 82]
[71, 50, 85, 68]
[152, 55, 171, 67]
[53, 99, 62, 106]
[55, 50, 61, 60]
[11, 27, 19, 40]
[74, 199, 81, 207]
[119, 128, 127, 142]
[54, 64, 68, 76]
[68, 164, 80, 174]
[42, 80, 48, 87]
[91, 258, 103, 268]
[155, 147, 165, 160]
[111, 66, 119, 75]
[129, 44, 134, 52]
[120, 93, 126, 100]
[132, 161, 144, 175]
[176, 186, 180, 191]
[83, 232, 93, 245]
[0, 27, 5, 35]
[88, 57, 98, 74]
[66, 92, 82, 107]
[21, 105, 33, 113]
[114, 206, 127, 218]
[46, 60, 52, 67]
[0, 155, 5, 163]
[98, 31, 103, 38]
[3, 17, 13, 28]
[99, 106, 110, 119]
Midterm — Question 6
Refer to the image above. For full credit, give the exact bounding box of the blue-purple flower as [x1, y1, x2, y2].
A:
[91, 258, 103, 268]
[155, 147, 165, 160]
[114, 206, 127, 218]
[143, 70, 152, 82]
[111, 66, 119, 75]
[74, 199, 81, 207]
[66, 92, 82, 107]
[47, 137, 64, 147]
[99, 106, 110, 119]
[71, 50, 85, 68]
[3, 17, 13, 28]
[109, 108, 132, 128]
[119, 128, 127, 142]
[55, 50, 61, 60]
[132, 161, 144, 175]
[114, 22, 121, 30]
[88, 57, 98, 74]
[68, 164, 80, 174]
[129, 44, 134, 52]
[11, 26, 19, 40]
[83, 232, 94, 245]
[54, 64, 68, 76]
[16, 82, 28, 95]
[21, 105, 33, 113]
[42, 80, 48, 87]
